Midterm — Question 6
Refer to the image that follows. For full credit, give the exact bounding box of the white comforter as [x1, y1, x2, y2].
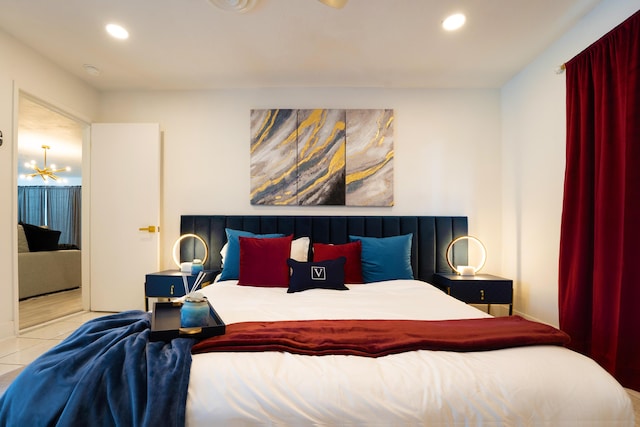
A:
[186, 280, 634, 426]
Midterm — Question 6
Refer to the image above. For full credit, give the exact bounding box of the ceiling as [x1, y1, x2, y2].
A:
[1, 0, 600, 91]
[17, 97, 84, 186]
[4, 0, 601, 183]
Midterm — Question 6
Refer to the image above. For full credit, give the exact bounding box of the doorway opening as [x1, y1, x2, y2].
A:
[16, 93, 87, 330]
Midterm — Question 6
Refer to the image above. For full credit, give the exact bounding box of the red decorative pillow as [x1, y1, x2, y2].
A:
[238, 235, 293, 287]
[313, 241, 363, 284]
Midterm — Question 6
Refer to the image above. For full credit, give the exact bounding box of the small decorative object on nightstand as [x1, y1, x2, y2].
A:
[191, 258, 204, 274]
[433, 273, 513, 315]
[144, 269, 218, 311]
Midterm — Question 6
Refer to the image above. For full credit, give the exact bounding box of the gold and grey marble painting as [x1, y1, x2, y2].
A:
[250, 108, 393, 206]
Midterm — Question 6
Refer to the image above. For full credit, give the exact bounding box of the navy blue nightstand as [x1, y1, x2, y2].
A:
[432, 273, 513, 315]
[144, 269, 218, 311]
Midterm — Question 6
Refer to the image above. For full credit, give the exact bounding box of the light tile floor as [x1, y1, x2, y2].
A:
[0, 311, 109, 377]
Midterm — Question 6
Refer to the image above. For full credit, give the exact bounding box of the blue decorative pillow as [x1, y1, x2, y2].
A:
[349, 234, 414, 283]
[219, 228, 284, 281]
[287, 257, 348, 293]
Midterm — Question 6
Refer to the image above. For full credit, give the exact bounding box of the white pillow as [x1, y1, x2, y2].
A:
[290, 236, 310, 262]
[220, 242, 228, 266]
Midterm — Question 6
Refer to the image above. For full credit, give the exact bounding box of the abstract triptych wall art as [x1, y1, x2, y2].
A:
[250, 109, 394, 206]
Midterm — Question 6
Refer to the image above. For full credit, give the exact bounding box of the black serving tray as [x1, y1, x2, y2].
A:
[150, 300, 226, 342]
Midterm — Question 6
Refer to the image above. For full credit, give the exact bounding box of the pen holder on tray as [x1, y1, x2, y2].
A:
[180, 292, 209, 328]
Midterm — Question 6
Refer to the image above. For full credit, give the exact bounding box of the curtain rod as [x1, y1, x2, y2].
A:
[555, 63, 566, 74]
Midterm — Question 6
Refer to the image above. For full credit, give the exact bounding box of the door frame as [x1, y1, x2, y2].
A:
[12, 86, 92, 333]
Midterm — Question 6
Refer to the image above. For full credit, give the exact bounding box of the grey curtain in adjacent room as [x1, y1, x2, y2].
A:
[17, 186, 81, 247]
[17, 186, 46, 226]
[47, 186, 81, 247]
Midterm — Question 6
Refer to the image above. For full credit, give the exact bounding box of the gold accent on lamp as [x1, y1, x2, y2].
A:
[445, 236, 487, 276]
[23, 145, 71, 182]
[172, 234, 209, 269]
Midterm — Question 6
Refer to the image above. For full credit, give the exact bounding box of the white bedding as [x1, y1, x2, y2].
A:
[186, 280, 634, 426]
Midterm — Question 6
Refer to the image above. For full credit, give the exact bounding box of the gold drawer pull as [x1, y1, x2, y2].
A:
[480, 289, 485, 301]
[170, 284, 175, 295]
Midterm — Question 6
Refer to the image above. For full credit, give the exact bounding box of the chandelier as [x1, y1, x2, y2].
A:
[22, 145, 70, 182]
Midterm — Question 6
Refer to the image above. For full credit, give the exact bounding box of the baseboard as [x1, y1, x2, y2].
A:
[510, 308, 560, 328]
[0, 320, 16, 340]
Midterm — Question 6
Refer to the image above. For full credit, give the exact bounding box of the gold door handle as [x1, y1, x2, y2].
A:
[139, 225, 159, 233]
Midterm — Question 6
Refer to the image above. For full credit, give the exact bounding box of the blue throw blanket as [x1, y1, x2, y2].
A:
[0, 311, 194, 427]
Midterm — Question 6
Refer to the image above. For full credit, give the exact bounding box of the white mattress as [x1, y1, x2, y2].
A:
[186, 280, 634, 426]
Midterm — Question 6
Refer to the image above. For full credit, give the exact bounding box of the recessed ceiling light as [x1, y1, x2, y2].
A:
[209, 0, 257, 13]
[83, 64, 101, 76]
[106, 23, 129, 39]
[442, 13, 466, 31]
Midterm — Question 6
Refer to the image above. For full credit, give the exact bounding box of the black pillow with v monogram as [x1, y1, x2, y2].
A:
[286, 257, 348, 293]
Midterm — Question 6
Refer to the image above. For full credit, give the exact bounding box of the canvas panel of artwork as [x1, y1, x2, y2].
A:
[345, 109, 394, 207]
[250, 109, 298, 205]
[250, 108, 394, 206]
[296, 109, 346, 205]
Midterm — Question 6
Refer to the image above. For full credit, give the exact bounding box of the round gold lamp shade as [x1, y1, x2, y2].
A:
[172, 234, 209, 269]
[445, 236, 486, 276]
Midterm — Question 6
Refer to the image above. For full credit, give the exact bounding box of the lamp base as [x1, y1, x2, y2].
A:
[457, 266, 476, 276]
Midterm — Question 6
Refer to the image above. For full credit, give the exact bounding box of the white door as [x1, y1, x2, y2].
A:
[90, 123, 160, 312]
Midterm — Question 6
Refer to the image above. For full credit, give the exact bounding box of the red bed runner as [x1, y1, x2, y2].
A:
[191, 316, 570, 357]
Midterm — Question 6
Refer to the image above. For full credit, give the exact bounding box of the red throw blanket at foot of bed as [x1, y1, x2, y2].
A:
[191, 315, 570, 357]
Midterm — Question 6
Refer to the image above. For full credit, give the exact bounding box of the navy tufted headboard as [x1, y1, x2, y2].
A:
[180, 215, 468, 283]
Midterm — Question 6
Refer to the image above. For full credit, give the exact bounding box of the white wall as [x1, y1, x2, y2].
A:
[501, 0, 640, 326]
[0, 29, 99, 338]
[98, 88, 503, 275]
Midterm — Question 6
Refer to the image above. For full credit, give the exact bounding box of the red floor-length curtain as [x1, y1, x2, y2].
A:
[559, 10, 640, 391]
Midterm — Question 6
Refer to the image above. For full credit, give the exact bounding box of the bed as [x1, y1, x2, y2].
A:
[0, 215, 634, 426]
[179, 215, 634, 426]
